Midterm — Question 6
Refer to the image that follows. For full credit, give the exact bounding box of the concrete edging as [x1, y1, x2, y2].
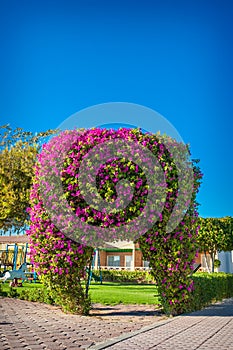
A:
[88, 316, 175, 349]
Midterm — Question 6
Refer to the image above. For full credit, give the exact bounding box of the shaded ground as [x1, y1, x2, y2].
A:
[90, 303, 167, 323]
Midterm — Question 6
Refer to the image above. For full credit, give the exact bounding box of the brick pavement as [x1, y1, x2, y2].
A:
[91, 298, 233, 350]
[0, 297, 164, 350]
[1, 297, 233, 350]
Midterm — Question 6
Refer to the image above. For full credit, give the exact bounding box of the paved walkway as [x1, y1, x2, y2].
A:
[91, 299, 233, 350]
[1, 297, 233, 350]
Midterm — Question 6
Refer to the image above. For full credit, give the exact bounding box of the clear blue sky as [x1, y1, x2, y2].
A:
[0, 0, 232, 218]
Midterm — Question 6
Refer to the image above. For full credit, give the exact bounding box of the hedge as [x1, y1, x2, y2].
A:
[0, 284, 54, 305]
[190, 272, 233, 311]
[93, 269, 155, 284]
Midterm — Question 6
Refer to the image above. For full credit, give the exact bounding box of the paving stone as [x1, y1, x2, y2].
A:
[24, 346, 47, 350]
[1, 297, 233, 349]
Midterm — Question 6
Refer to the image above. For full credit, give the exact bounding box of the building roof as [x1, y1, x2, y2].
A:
[0, 236, 136, 248]
[101, 240, 135, 249]
[0, 235, 29, 244]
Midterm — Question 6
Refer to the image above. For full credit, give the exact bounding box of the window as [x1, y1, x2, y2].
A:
[107, 255, 120, 267]
[143, 260, 150, 268]
[125, 255, 133, 268]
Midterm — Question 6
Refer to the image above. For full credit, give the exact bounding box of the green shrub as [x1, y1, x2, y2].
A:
[18, 287, 54, 305]
[0, 283, 8, 297]
[94, 269, 155, 284]
[189, 272, 233, 312]
[8, 286, 20, 298]
[0, 283, 55, 305]
[214, 259, 221, 268]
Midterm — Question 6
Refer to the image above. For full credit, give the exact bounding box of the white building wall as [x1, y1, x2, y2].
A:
[219, 251, 233, 273]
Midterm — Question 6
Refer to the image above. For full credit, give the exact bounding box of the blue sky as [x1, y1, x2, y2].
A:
[0, 0, 232, 218]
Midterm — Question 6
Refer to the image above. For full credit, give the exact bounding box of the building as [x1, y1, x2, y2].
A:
[219, 251, 233, 273]
[0, 235, 29, 250]
[1, 235, 232, 273]
[0, 236, 150, 271]
[97, 241, 149, 270]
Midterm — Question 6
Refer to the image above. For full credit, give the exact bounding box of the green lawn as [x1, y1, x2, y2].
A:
[90, 282, 159, 305]
[1, 281, 159, 306]
[0, 281, 44, 294]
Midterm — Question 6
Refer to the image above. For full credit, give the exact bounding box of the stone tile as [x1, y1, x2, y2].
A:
[1, 297, 233, 350]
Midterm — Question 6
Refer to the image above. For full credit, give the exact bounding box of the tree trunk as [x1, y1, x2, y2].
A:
[211, 251, 216, 273]
[204, 251, 211, 273]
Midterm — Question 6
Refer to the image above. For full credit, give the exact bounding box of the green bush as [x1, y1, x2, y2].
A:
[94, 269, 155, 284]
[214, 259, 221, 268]
[190, 273, 233, 312]
[8, 286, 20, 298]
[18, 287, 54, 305]
[0, 283, 55, 305]
[0, 283, 8, 297]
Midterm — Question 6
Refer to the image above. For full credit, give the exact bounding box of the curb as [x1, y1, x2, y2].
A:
[88, 316, 174, 349]
[89, 298, 233, 349]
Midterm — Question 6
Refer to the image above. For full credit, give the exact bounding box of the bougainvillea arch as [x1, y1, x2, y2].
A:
[27, 128, 202, 315]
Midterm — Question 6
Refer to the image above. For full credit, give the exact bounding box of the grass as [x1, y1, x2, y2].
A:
[89, 282, 159, 305]
[0, 281, 44, 295]
[1, 281, 43, 290]
[1, 281, 159, 306]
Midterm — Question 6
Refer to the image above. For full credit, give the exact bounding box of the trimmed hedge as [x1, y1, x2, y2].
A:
[0, 284, 55, 305]
[93, 269, 155, 284]
[190, 273, 233, 312]
[17, 287, 54, 304]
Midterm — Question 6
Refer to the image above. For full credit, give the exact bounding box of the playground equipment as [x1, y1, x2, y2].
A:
[0, 262, 28, 283]
[87, 249, 103, 287]
[0, 243, 37, 284]
[0, 243, 28, 271]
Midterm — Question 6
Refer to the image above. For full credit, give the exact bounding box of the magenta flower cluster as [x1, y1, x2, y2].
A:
[27, 128, 202, 315]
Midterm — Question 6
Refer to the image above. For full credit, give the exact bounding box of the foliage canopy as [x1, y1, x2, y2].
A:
[197, 216, 233, 272]
[0, 125, 57, 234]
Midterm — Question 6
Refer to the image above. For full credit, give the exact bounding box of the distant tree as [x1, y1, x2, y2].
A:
[0, 125, 57, 234]
[197, 216, 233, 272]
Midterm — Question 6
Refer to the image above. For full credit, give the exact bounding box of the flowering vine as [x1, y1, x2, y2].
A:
[27, 128, 202, 315]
